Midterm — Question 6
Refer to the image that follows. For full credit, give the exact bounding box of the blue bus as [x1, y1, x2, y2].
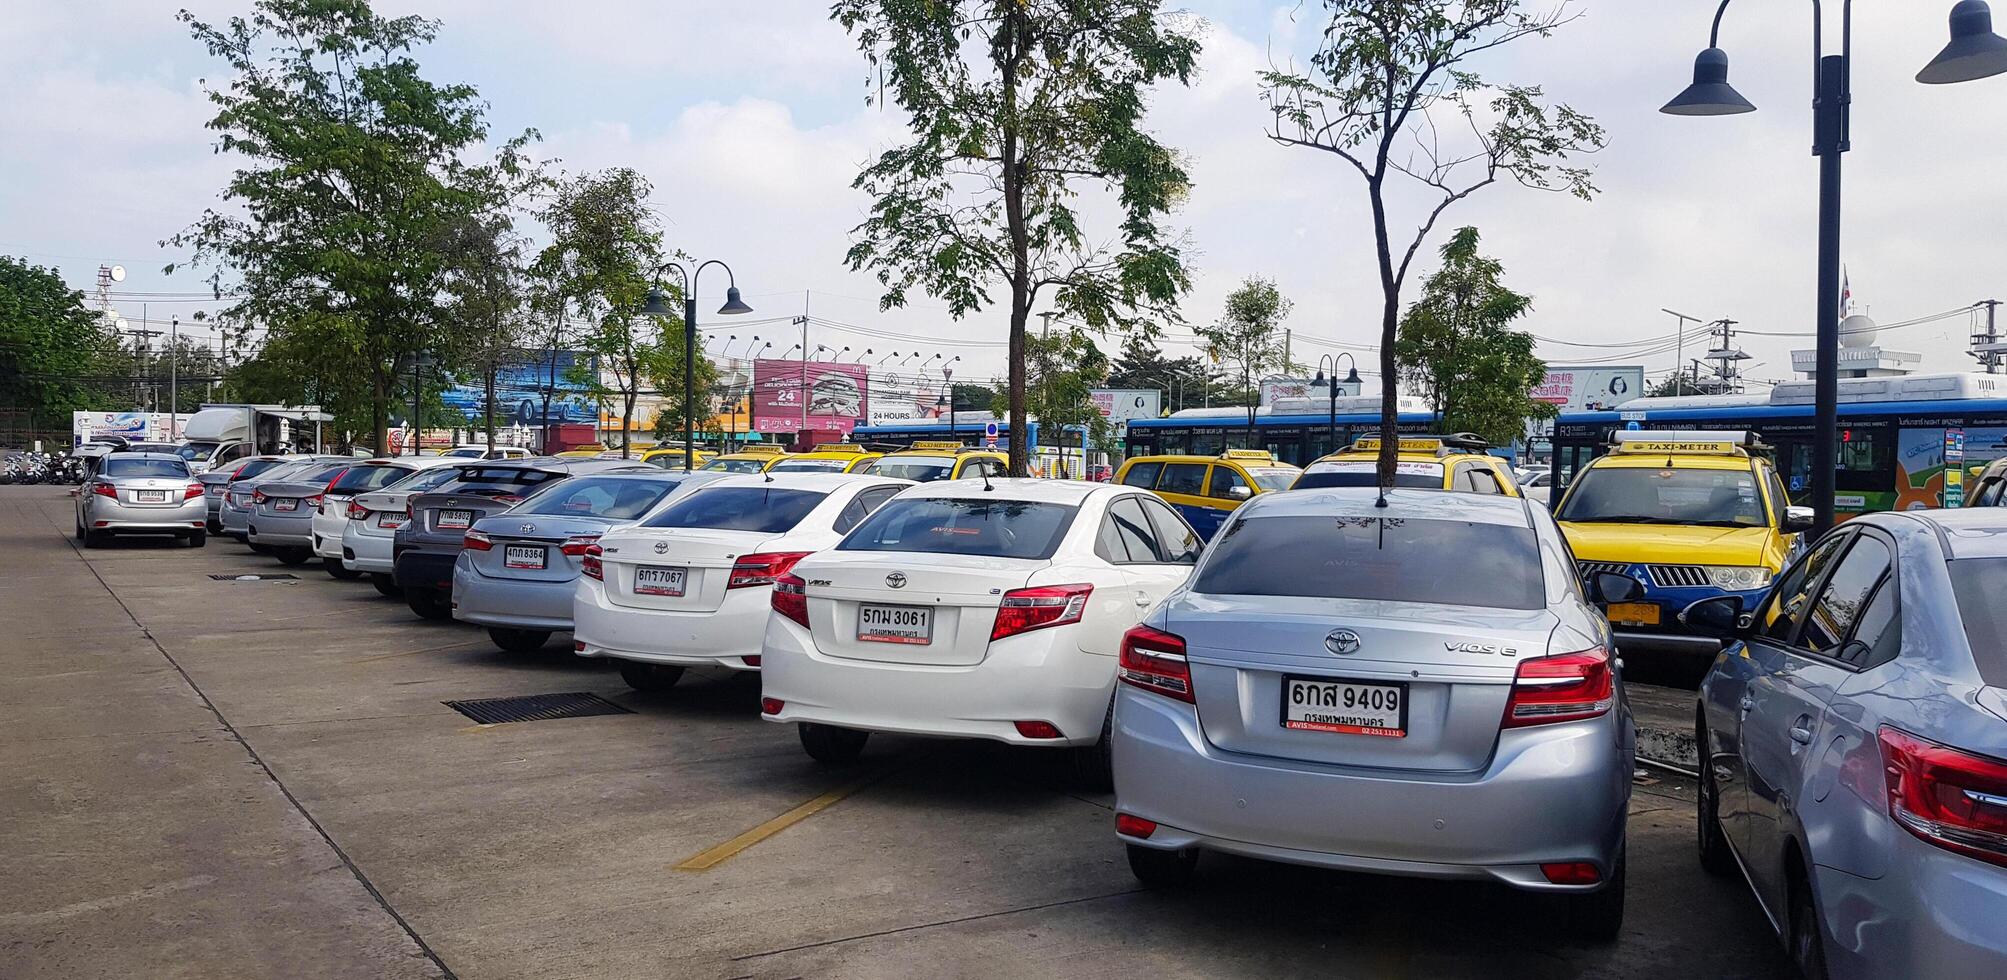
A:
[1123, 406, 1506, 468]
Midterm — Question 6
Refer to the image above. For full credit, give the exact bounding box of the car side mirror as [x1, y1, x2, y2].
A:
[1588, 572, 1644, 605]
[1783, 506, 1815, 532]
[1679, 595, 1751, 638]
[1226, 485, 1252, 501]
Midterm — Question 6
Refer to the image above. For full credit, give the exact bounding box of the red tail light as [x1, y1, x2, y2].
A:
[559, 534, 601, 557]
[581, 543, 604, 580]
[463, 530, 493, 551]
[1540, 862, 1602, 885]
[1880, 726, 2007, 868]
[252, 489, 267, 505]
[1503, 648, 1614, 729]
[305, 494, 324, 510]
[91, 482, 117, 499]
[1115, 813, 1158, 839]
[184, 483, 205, 500]
[729, 551, 813, 589]
[772, 573, 810, 628]
[761, 697, 785, 715]
[1117, 624, 1193, 704]
[990, 583, 1093, 641]
[1014, 720, 1064, 740]
[347, 501, 369, 520]
[405, 501, 416, 519]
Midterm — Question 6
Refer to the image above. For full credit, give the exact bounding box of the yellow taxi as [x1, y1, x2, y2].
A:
[763, 443, 883, 474]
[636, 446, 717, 469]
[1554, 430, 1813, 655]
[555, 444, 609, 458]
[856, 441, 1010, 482]
[1292, 434, 1522, 496]
[699, 444, 793, 474]
[1113, 449, 1302, 540]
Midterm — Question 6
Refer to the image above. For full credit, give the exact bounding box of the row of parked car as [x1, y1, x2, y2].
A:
[67, 436, 2007, 976]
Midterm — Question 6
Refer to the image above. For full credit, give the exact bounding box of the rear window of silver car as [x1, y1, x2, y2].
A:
[381, 467, 459, 494]
[515, 477, 675, 520]
[101, 457, 190, 479]
[640, 487, 826, 533]
[1195, 515, 1545, 610]
[838, 499, 1077, 560]
[1950, 559, 2007, 687]
[435, 467, 561, 494]
[330, 464, 418, 494]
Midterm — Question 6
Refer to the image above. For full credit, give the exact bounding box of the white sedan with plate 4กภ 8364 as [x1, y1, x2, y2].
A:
[571, 473, 914, 693]
[758, 479, 1204, 786]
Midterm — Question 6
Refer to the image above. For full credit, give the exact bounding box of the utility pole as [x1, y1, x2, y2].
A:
[169, 317, 179, 435]
[1661, 309, 1705, 395]
[1973, 299, 2004, 374]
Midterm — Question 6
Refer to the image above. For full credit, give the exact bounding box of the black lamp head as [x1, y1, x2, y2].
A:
[1919, 0, 2007, 84]
[1661, 47, 1757, 116]
[1343, 367, 1363, 385]
[639, 286, 676, 317]
[716, 286, 753, 316]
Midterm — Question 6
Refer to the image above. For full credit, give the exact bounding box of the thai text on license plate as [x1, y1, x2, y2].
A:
[858, 604, 932, 644]
[377, 513, 407, 529]
[274, 498, 298, 512]
[634, 566, 686, 597]
[503, 545, 545, 570]
[437, 509, 474, 530]
[1282, 676, 1407, 738]
[135, 489, 166, 502]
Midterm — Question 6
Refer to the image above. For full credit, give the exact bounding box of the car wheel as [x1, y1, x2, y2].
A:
[405, 589, 452, 621]
[370, 573, 401, 598]
[248, 543, 275, 555]
[1125, 843, 1198, 888]
[274, 547, 313, 567]
[1788, 864, 1829, 980]
[1069, 694, 1116, 792]
[489, 628, 551, 654]
[83, 529, 107, 548]
[74, 518, 84, 541]
[619, 662, 685, 693]
[798, 722, 869, 765]
[1560, 847, 1626, 944]
[324, 558, 362, 581]
[1696, 714, 1736, 877]
[187, 531, 206, 548]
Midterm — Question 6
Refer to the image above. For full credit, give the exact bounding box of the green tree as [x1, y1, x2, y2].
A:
[993, 328, 1113, 477]
[1262, 1, 1604, 487]
[437, 184, 540, 450]
[0, 257, 122, 415]
[1394, 227, 1552, 446]
[167, 0, 535, 454]
[647, 326, 720, 451]
[831, 0, 1200, 475]
[1104, 332, 1211, 414]
[1197, 277, 1294, 438]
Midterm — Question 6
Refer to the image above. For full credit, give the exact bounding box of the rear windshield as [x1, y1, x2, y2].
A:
[1195, 515, 1545, 610]
[330, 464, 419, 494]
[290, 462, 351, 484]
[381, 467, 459, 494]
[233, 458, 289, 480]
[1294, 461, 1444, 490]
[102, 457, 190, 479]
[837, 499, 1077, 560]
[1557, 466, 1766, 528]
[865, 458, 954, 482]
[640, 487, 826, 533]
[702, 458, 770, 474]
[434, 467, 562, 495]
[516, 477, 675, 519]
[770, 458, 854, 473]
[1949, 559, 2007, 687]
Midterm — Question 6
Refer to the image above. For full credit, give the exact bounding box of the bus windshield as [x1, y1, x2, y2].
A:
[1558, 467, 1767, 528]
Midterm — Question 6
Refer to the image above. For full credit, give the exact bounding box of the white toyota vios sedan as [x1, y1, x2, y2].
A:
[572, 472, 914, 693]
[759, 479, 1203, 785]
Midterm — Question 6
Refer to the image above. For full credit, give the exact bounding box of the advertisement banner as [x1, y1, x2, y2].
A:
[1259, 378, 1317, 409]
[72, 412, 193, 446]
[1532, 366, 1645, 412]
[440, 350, 597, 426]
[752, 359, 870, 434]
[1089, 389, 1163, 425]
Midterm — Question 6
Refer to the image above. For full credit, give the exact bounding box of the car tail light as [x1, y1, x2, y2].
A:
[463, 530, 493, 551]
[347, 501, 369, 520]
[1014, 720, 1064, 739]
[743, 655, 761, 667]
[990, 583, 1093, 641]
[1541, 862, 1602, 885]
[772, 573, 810, 628]
[729, 551, 812, 589]
[494, 493, 524, 506]
[1880, 726, 2007, 868]
[1502, 647, 1614, 729]
[761, 697, 785, 715]
[559, 534, 600, 557]
[90, 482, 117, 499]
[1115, 813, 1158, 839]
[581, 543, 604, 580]
[184, 483, 204, 500]
[1117, 624, 1193, 704]
[252, 489, 267, 505]
[405, 501, 416, 519]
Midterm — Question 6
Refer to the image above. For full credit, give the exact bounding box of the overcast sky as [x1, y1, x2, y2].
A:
[4, 1, 2002, 391]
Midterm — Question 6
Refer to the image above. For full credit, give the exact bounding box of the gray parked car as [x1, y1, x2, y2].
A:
[1688, 509, 2007, 979]
[392, 458, 653, 621]
[245, 458, 355, 565]
[198, 455, 299, 533]
[74, 453, 208, 548]
[451, 470, 728, 652]
[1111, 488, 1637, 941]
[218, 456, 346, 547]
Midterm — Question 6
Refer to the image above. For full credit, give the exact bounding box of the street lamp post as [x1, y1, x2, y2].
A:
[944, 367, 956, 442]
[1312, 353, 1362, 454]
[1662, 0, 2007, 535]
[641, 260, 754, 471]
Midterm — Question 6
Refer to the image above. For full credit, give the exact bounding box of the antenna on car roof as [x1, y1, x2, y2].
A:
[982, 467, 995, 492]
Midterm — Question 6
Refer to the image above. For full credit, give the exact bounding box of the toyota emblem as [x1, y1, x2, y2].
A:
[518, 523, 536, 533]
[885, 572, 907, 589]
[653, 541, 669, 555]
[1325, 629, 1362, 655]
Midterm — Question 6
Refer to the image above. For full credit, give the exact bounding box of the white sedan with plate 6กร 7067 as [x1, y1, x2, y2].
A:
[758, 479, 1203, 786]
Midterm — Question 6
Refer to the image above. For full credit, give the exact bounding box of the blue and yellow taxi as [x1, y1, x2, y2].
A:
[1291, 433, 1522, 495]
[857, 441, 1010, 482]
[700, 445, 792, 474]
[1113, 449, 1302, 539]
[1554, 430, 1813, 655]
[763, 443, 883, 474]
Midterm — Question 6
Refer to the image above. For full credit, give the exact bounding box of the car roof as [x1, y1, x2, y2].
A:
[1246, 486, 1533, 527]
[1313, 449, 1494, 465]
[705, 472, 910, 492]
[1589, 452, 1754, 472]
[105, 452, 186, 463]
[900, 477, 1113, 504]
[1877, 508, 2007, 560]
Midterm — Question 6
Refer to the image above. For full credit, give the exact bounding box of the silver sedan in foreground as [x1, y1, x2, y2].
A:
[74, 453, 207, 547]
[1688, 508, 2007, 979]
[1112, 489, 1636, 941]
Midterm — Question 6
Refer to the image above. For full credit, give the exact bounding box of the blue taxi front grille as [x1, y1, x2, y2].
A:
[1647, 565, 1711, 588]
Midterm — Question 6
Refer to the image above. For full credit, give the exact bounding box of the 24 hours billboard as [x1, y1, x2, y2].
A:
[751, 359, 870, 434]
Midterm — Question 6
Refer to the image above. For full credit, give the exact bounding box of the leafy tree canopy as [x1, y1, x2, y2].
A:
[0, 257, 121, 415]
[1394, 227, 1553, 446]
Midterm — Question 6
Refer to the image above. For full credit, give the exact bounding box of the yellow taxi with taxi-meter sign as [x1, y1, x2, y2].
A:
[1554, 430, 1814, 655]
[1291, 433, 1522, 496]
[761, 443, 882, 474]
[856, 441, 1010, 482]
[700, 444, 792, 474]
[1113, 449, 1302, 540]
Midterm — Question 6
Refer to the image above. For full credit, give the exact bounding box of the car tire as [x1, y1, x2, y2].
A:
[798, 723, 869, 765]
[248, 543, 275, 555]
[489, 628, 551, 654]
[274, 547, 313, 566]
[1559, 847, 1626, 944]
[1125, 843, 1198, 888]
[1788, 863, 1829, 980]
[1070, 694, 1116, 792]
[323, 558, 362, 580]
[1696, 714, 1736, 877]
[370, 573, 401, 598]
[187, 531, 206, 548]
[82, 529, 105, 549]
[405, 589, 451, 621]
[619, 662, 685, 693]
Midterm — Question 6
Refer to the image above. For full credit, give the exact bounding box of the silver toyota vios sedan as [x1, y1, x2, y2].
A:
[1112, 488, 1637, 941]
[74, 453, 208, 547]
[1688, 508, 2007, 979]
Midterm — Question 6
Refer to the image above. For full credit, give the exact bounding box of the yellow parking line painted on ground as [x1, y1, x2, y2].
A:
[673, 768, 893, 872]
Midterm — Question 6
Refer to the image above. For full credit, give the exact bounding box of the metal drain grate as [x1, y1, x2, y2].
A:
[209, 573, 299, 581]
[443, 692, 633, 725]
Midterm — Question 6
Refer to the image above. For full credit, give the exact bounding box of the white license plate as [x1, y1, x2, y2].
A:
[633, 565, 687, 597]
[274, 498, 298, 512]
[377, 513, 408, 529]
[135, 489, 166, 503]
[1282, 676, 1407, 738]
[503, 545, 546, 570]
[437, 509, 474, 530]
[857, 603, 933, 644]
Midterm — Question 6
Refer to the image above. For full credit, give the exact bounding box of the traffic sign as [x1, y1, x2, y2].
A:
[984, 421, 999, 438]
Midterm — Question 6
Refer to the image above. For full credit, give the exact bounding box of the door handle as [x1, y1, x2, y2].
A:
[1739, 695, 1755, 713]
[1789, 720, 1814, 746]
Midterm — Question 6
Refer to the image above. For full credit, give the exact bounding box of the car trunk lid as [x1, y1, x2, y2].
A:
[798, 551, 1047, 666]
[469, 514, 611, 582]
[597, 526, 778, 613]
[411, 489, 521, 538]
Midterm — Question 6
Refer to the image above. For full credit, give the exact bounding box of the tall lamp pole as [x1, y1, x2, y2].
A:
[1312, 353, 1362, 454]
[1662, 0, 2007, 535]
[641, 260, 753, 470]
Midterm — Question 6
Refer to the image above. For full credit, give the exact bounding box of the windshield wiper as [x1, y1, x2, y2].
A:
[1567, 516, 1687, 525]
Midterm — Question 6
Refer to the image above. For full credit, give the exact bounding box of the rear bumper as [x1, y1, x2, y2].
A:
[85, 498, 207, 533]
[571, 577, 763, 670]
[342, 525, 396, 574]
[393, 548, 459, 593]
[1110, 686, 1631, 889]
[247, 512, 315, 547]
[452, 557, 576, 631]
[1814, 831, 2007, 979]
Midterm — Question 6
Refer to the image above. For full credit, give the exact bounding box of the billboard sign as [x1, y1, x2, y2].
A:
[752, 359, 870, 434]
[1259, 378, 1316, 408]
[1090, 389, 1163, 425]
[440, 350, 597, 426]
[71, 412, 192, 446]
[1532, 366, 1644, 412]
